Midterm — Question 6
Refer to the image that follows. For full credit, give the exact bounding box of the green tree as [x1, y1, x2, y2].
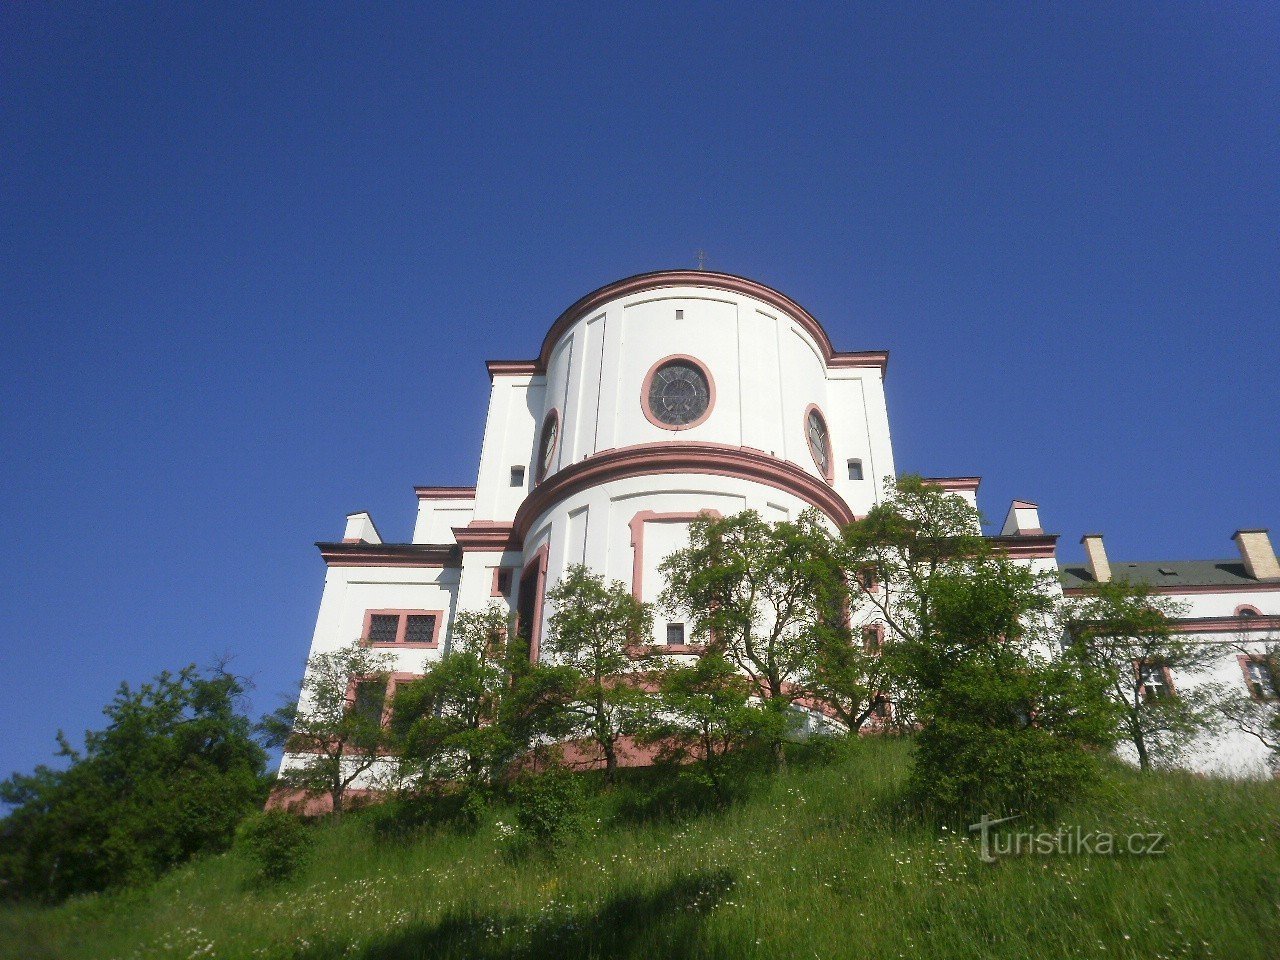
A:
[0, 665, 267, 902]
[840, 477, 1115, 815]
[543, 565, 654, 784]
[260, 641, 393, 816]
[1068, 580, 1222, 771]
[640, 652, 785, 802]
[390, 605, 577, 790]
[1218, 628, 1280, 773]
[659, 510, 844, 767]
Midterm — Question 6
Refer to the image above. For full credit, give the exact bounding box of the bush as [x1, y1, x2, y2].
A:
[234, 811, 311, 884]
[508, 769, 586, 855]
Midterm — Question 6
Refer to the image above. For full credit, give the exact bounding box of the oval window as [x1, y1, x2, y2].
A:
[806, 407, 831, 478]
[536, 410, 559, 483]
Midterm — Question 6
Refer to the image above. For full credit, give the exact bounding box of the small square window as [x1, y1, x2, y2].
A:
[404, 614, 436, 645]
[511, 466, 526, 487]
[847, 459, 863, 481]
[675, 309, 684, 320]
[367, 614, 399, 645]
[666, 622, 686, 646]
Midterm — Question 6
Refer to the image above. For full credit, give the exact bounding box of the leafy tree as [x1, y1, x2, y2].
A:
[660, 510, 844, 767]
[260, 641, 393, 816]
[390, 605, 577, 790]
[840, 477, 1116, 815]
[543, 565, 654, 784]
[1217, 629, 1280, 772]
[639, 652, 785, 802]
[234, 810, 312, 885]
[1068, 580, 1223, 771]
[0, 665, 267, 902]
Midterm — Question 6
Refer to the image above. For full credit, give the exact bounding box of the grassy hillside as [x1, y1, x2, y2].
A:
[3, 738, 1277, 960]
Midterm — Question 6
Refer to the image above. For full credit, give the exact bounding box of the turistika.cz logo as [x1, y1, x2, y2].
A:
[968, 814, 1168, 864]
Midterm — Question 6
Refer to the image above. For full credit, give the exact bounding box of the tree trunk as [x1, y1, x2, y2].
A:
[1133, 729, 1150, 772]
[603, 740, 618, 784]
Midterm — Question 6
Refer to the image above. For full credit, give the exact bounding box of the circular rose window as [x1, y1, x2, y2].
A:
[536, 410, 559, 483]
[805, 407, 831, 478]
[643, 357, 713, 429]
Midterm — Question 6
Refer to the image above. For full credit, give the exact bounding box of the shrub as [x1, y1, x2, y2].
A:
[234, 811, 311, 884]
[509, 769, 586, 855]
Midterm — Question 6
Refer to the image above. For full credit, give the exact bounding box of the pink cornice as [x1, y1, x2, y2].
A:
[986, 534, 1059, 560]
[923, 476, 982, 493]
[629, 509, 723, 601]
[488, 271, 889, 377]
[1063, 581, 1280, 597]
[414, 486, 476, 500]
[486, 360, 541, 378]
[1011, 499, 1039, 509]
[318, 543, 460, 568]
[453, 522, 519, 553]
[512, 441, 857, 540]
[1166, 615, 1280, 634]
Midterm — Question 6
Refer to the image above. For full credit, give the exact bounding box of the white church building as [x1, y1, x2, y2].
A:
[282, 270, 1278, 790]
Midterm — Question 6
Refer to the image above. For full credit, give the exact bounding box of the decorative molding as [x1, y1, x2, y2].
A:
[489, 270, 889, 376]
[1165, 614, 1280, 634]
[640, 354, 717, 431]
[317, 542, 460, 568]
[414, 486, 476, 500]
[922, 476, 981, 493]
[628, 509, 723, 601]
[452, 522, 519, 553]
[986, 533, 1059, 560]
[512, 441, 857, 540]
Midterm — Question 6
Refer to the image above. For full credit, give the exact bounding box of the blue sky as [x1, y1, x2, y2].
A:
[2, 3, 1276, 778]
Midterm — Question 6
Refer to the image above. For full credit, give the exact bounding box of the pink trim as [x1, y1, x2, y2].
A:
[987, 534, 1059, 560]
[453, 522, 518, 553]
[361, 610, 444, 649]
[534, 271, 880, 371]
[628, 509, 723, 601]
[1235, 604, 1263, 616]
[486, 360, 541, 378]
[535, 408, 560, 484]
[512, 441, 856, 540]
[862, 623, 885, 653]
[640, 355, 716, 431]
[519, 544, 549, 662]
[1064, 582, 1280, 597]
[413, 486, 476, 500]
[1011, 499, 1039, 509]
[922, 476, 981, 493]
[827, 351, 890, 372]
[1164, 614, 1280, 634]
[491, 566, 514, 598]
[319, 544, 458, 568]
[1135, 661, 1176, 700]
[803, 403, 835, 483]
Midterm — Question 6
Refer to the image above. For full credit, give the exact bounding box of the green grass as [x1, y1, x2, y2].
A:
[3, 738, 1278, 960]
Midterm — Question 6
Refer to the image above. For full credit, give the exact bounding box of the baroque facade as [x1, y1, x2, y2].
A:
[280, 270, 1277, 790]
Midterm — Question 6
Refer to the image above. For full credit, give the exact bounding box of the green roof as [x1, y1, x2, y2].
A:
[1059, 559, 1255, 590]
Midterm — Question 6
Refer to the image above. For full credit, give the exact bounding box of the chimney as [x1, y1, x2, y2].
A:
[343, 511, 382, 544]
[1000, 500, 1043, 536]
[1081, 534, 1111, 583]
[1232, 529, 1280, 582]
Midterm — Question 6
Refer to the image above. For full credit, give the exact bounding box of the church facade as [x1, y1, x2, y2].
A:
[283, 270, 1277, 786]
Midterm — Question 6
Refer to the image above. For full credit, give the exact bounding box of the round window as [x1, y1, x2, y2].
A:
[536, 411, 559, 483]
[806, 407, 831, 477]
[645, 359, 712, 428]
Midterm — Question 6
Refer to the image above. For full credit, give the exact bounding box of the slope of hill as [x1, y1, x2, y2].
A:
[4, 738, 1277, 960]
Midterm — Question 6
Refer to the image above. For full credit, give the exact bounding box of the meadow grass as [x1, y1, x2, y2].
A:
[2, 737, 1277, 959]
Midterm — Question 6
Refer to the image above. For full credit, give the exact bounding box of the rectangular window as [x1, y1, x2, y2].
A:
[873, 695, 891, 720]
[510, 466, 526, 487]
[363, 610, 442, 647]
[847, 458, 863, 481]
[1139, 664, 1173, 701]
[404, 614, 437, 645]
[862, 625, 883, 654]
[1245, 657, 1278, 701]
[352, 680, 386, 725]
[367, 614, 400, 646]
[666, 622, 686, 646]
[389, 679, 425, 738]
[675, 309, 684, 320]
[855, 566, 879, 593]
